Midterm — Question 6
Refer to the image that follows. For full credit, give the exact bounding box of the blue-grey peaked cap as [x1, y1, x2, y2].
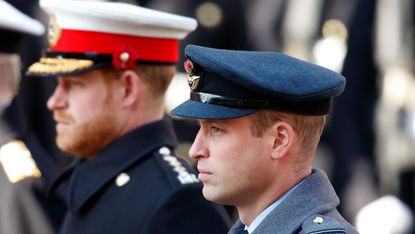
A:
[171, 45, 346, 119]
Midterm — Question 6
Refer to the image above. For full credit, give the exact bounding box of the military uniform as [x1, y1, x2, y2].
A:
[0, 1, 65, 233]
[171, 45, 359, 233]
[50, 119, 231, 234]
[25, 1, 232, 233]
[228, 169, 357, 234]
[0, 109, 65, 234]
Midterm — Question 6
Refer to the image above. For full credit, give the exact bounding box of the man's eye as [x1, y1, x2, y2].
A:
[210, 126, 222, 134]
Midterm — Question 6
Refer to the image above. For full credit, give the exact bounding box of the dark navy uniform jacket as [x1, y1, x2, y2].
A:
[51, 118, 231, 234]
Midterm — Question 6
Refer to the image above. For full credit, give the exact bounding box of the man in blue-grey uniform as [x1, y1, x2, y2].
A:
[171, 45, 359, 234]
[0, 1, 65, 233]
[26, 0, 231, 233]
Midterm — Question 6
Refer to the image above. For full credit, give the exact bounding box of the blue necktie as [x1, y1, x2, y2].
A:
[228, 221, 248, 234]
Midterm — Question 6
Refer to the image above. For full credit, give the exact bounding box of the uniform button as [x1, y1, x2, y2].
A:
[313, 216, 324, 224]
[115, 172, 130, 187]
[120, 52, 130, 62]
[159, 146, 171, 155]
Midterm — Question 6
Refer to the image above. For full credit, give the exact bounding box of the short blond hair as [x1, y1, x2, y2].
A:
[250, 109, 326, 156]
[0, 53, 21, 95]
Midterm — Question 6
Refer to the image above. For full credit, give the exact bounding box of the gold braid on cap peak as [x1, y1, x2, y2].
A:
[27, 57, 94, 75]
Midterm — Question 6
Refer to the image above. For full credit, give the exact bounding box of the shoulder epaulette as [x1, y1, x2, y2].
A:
[300, 215, 346, 234]
[0, 140, 41, 183]
[155, 146, 199, 186]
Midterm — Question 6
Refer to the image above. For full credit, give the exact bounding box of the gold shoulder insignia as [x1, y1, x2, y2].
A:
[0, 140, 41, 183]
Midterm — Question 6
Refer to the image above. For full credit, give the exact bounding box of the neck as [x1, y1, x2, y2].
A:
[119, 102, 165, 136]
[236, 167, 311, 225]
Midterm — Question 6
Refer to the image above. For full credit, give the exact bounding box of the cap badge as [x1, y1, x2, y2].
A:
[47, 11, 61, 46]
[184, 59, 201, 91]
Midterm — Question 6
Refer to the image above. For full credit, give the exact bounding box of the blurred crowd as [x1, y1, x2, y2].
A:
[2, 0, 415, 233]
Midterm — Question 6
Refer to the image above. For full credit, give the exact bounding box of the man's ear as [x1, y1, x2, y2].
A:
[119, 70, 141, 107]
[270, 122, 294, 160]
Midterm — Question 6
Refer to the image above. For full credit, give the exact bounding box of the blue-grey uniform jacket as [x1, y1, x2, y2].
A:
[50, 118, 231, 234]
[228, 169, 359, 234]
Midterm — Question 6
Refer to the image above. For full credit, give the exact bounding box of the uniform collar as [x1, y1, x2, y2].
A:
[246, 179, 304, 233]
[244, 169, 339, 234]
[49, 118, 179, 212]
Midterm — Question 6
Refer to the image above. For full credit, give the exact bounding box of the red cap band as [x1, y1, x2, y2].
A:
[51, 29, 179, 69]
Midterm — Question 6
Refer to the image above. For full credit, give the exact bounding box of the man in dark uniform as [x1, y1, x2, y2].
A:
[0, 1, 65, 233]
[26, 0, 231, 233]
[171, 45, 359, 234]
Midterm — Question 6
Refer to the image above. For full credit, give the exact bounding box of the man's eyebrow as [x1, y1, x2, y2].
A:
[199, 119, 214, 125]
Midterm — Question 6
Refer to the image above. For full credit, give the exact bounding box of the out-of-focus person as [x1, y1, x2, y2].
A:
[0, 0, 65, 233]
[26, 0, 232, 233]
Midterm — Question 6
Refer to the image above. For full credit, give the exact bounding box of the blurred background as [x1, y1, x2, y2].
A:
[9, 0, 415, 233]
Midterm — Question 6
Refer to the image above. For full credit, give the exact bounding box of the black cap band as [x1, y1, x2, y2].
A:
[46, 51, 113, 64]
[190, 91, 332, 115]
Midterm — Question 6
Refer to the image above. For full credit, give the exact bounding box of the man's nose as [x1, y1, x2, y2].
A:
[47, 82, 68, 110]
[189, 130, 209, 159]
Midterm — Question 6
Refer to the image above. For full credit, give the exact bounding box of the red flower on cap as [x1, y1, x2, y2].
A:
[184, 59, 194, 74]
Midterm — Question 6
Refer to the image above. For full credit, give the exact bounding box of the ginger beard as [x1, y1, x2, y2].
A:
[54, 88, 119, 158]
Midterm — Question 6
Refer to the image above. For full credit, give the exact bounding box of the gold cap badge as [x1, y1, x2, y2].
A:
[47, 11, 61, 46]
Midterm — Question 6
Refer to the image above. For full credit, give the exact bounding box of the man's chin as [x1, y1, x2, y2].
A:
[202, 187, 220, 202]
[56, 131, 114, 158]
[54, 110, 118, 158]
[56, 136, 87, 158]
[56, 138, 78, 157]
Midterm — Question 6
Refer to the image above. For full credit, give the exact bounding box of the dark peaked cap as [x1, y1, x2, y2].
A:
[171, 45, 346, 119]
